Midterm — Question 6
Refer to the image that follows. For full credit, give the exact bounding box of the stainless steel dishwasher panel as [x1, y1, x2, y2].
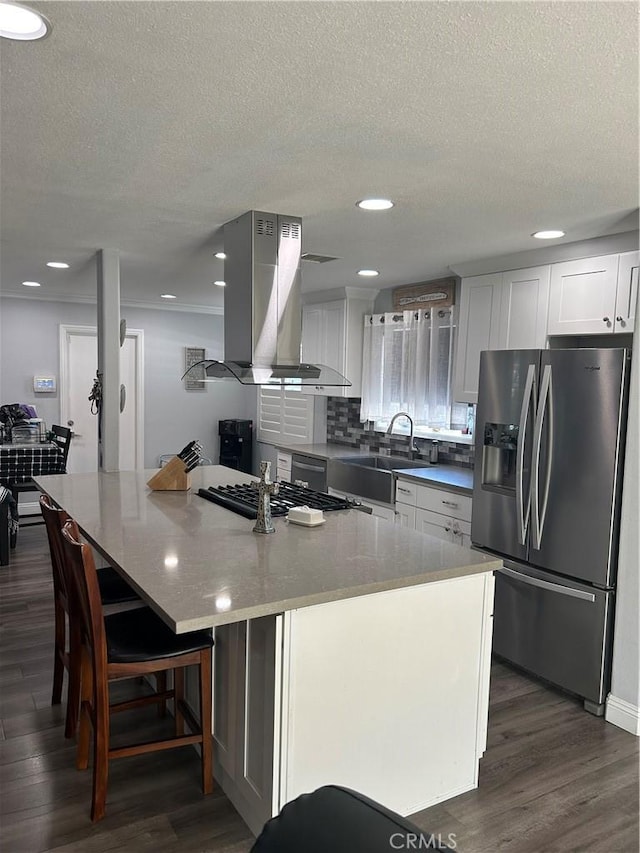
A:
[291, 454, 327, 492]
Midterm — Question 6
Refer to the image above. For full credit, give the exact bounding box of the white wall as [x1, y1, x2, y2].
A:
[607, 292, 640, 734]
[0, 297, 257, 468]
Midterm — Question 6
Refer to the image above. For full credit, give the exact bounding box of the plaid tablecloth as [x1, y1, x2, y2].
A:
[0, 443, 66, 486]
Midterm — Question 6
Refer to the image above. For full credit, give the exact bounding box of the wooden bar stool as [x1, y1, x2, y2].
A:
[40, 494, 141, 739]
[60, 518, 214, 822]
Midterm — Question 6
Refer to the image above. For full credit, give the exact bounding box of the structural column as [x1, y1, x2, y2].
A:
[96, 249, 120, 472]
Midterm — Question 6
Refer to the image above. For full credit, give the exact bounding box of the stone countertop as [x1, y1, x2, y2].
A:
[35, 467, 497, 634]
[393, 465, 474, 495]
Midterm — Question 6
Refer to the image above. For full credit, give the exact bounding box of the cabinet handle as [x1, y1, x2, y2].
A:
[603, 317, 610, 324]
[444, 526, 451, 532]
[616, 316, 625, 325]
[397, 486, 412, 494]
[441, 499, 459, 508]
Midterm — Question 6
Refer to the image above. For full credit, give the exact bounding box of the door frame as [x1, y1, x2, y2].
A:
[59, 324, 145, 469]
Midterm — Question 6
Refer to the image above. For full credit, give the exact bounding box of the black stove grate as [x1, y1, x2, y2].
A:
[197, 481, 351, 519]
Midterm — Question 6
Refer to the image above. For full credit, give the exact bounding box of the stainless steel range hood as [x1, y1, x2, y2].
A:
[183, 210, 350, 387]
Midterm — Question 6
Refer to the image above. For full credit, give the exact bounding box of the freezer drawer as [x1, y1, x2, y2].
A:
[493, 562, 613, 707]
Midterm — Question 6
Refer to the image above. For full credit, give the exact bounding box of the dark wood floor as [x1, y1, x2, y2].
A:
[1, 526, 638, 852]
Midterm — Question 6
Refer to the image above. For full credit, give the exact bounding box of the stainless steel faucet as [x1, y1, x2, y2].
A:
[386, 411, 419, 459]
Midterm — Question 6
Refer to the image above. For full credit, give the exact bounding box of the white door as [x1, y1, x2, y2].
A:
[59, 325, 144, 473]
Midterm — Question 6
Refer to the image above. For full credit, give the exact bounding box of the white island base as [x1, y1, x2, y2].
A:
[193, 571, 495, 835]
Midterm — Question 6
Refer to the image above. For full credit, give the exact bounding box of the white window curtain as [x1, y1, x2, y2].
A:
[360, 308, 455, 428]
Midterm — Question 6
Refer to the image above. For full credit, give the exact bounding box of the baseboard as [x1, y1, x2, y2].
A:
[605, 694, 640, 736]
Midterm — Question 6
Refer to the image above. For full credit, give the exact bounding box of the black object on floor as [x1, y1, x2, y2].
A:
[251, 785, 454, 852]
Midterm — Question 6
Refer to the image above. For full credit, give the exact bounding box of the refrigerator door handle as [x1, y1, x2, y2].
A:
[531, 363, 553, 550]
[499, 567, 596, 603]
[516, 363, 536, 545]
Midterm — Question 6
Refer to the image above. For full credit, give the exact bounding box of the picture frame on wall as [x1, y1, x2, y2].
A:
[184, 347, 206, 391]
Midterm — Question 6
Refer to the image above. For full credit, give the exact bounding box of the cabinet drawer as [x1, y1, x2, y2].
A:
[395, 479, 418, 505]
[416, 487, 472, 522]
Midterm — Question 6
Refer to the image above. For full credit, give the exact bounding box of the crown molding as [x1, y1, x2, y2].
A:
[0, 290, 224, 315]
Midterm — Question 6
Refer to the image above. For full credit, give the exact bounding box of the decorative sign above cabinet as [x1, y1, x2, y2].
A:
[392, 277, 455, 311]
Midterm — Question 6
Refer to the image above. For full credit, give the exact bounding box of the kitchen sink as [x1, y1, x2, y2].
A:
[337, 455, 427, 472]
[328, 455, 429, 505]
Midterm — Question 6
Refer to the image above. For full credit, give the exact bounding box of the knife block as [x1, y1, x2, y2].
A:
[146, 455, 191, 491]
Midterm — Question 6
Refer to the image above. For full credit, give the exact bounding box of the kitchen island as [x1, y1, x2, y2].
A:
[35, 466, 500, 835]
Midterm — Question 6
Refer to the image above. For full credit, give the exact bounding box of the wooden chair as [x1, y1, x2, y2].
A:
[60, 518, 214, 821]
[40, 494, 141, 738]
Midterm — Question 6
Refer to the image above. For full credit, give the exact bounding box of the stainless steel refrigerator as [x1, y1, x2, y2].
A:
[472, 348, 631, 714]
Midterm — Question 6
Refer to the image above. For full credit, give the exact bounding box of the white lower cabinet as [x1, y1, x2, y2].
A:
[395, 477, 472, 547]
[415, 507, 472, 549]
[394, 503, 416, 528]
[207, 573, 495, 836]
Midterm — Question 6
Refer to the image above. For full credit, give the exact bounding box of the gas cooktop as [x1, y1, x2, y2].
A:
[197, 481, 353, 519]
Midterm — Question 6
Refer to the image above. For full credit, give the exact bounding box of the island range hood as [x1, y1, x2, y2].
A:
[183, 210, 350, 387]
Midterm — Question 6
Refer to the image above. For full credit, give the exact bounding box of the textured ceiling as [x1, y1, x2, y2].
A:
[1, 0, 638, 311]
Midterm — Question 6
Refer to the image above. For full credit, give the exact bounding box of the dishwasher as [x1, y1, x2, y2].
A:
[290, 453, 328, 493]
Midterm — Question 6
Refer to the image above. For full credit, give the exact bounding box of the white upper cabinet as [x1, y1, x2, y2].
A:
[455, 250, 636, 404]
[497, 265, 551, 350]
[547, 252, 637, 335]
[615, 251, 639, 334]
[453, 273, 502, 404]
[301, 290, 376, 397]
[454, 267, 550, 404]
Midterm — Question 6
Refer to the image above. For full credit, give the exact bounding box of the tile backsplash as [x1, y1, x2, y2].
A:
[326, 398, 475, 469]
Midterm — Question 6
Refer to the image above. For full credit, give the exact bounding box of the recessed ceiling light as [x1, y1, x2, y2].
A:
[357, 269, 379, 277]
[160, 293, 176, 299]
[46, 261, 69, 269]
[22, 280, 41, 287]
[214, 280, 226, 287]
[0, 2, 51, 40]
[356, 198, 394, 211]
[214, 252, 226, 260]
[532, 230, 565, 239]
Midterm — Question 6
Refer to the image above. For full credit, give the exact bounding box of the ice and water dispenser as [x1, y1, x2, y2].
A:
[481, 422, 519, 493]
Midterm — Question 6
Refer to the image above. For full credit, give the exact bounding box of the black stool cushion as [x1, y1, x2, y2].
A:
[105, 607, 213, 664]
[251, 785, 454, 853]
[96, 566, 139, 605]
